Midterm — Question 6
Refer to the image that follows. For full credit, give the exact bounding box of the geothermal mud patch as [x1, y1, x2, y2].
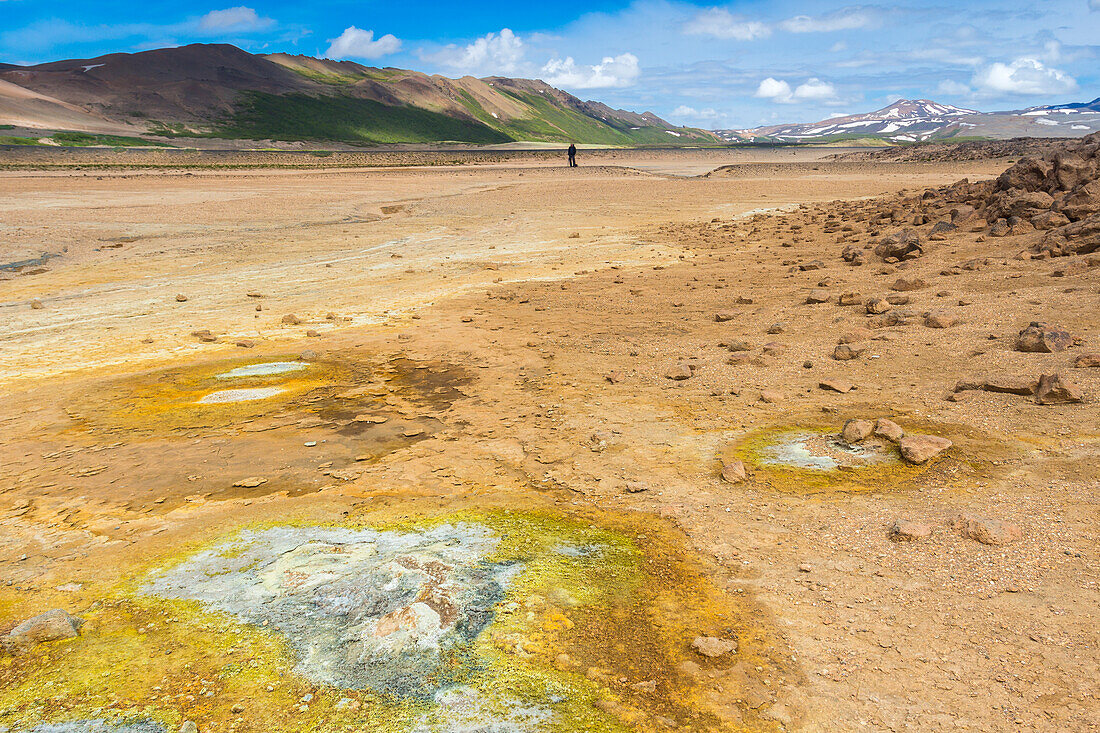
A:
[7, 353, 470, 508]
[0, 510, 796, 733]
[722, 422, 1004, 494]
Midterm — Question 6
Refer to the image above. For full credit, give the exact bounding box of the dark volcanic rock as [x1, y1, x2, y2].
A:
[874, 229, 922, 261]
[1015, 322, 1072, 353]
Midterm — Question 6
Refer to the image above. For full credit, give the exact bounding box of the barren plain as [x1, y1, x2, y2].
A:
[0, 147, 1096, 733]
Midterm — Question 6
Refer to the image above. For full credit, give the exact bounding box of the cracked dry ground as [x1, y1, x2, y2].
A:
[0, 153, 1096, 733]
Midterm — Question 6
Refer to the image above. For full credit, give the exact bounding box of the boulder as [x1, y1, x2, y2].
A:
[1034, 373, 1083, 404]
[930, 220, 957, 237]
[1059, 180, 1100, 221]
[865, 297, 891, 314]
[841, 419, 873, 444]
[889, 520, 932, 542]
[898, 435, 952, 464]
[874, 229, 922, 261]
[714, 310, 737, 322]
[891, 276, 927, 292]
[665, 363, 694, 381]
[720, 459, 748, 484]
[953, 516, 1022, 546]
[838, 291, 862, 306]
[1073, 353, 1100, 368]
[950, 204, 976, 224]
[1015, 322, 1072, 353]
[2, 609, 83, 655]
[1031, 210, 1070, 230]
[988, 189, 1054, 220]
[995, 157, 1051, 192]
[819, 378, 854, 393]
[983, 376, 1039, 395]
[924, 311, 959, 329]
[805, 289, 831, 304]
[832, 343, 865, 361]
[873, 418, 904, 443]
[1050, 152, 1095, 190]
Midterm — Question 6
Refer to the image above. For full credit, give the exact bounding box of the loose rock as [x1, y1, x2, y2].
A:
[720, 459, 747, 484]
[898, 435, 952, 464]
[841, 419, 873, 444]
[819, 378, 854, 393]
[953, 516, 1022, 545]
[691, 635, 737, 658]
[2, 609, 83, 655]
[889, 520, 932, 542]
[873, 418, 904, 443]
[1015, 322, 1072, 353]
[1034, 373, 1084, 404]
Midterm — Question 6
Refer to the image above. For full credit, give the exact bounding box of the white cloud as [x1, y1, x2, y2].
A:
[829, 41, 848, 52]
[683, 8, 771, 40]
[972, 57, 1077, 95]
[198, 7, 273, 32]
[937, 79, 972, 95]
[324, 26, 401, 60]
[429, 28, 526, 75]
[793, 78, 838, 101]
[755, 77, 793, 100]
[778, 7, 878, 33]
[755, 77, 837, 104]
[541, 53, 640, 89]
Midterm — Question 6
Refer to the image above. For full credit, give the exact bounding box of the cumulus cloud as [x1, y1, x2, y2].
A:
[755, 77, 838, 104]
[541, 53, 640, 89]
[755, 77, 793, 100]
[428, 28, 526, 75]
[972, 57, 1077, 95]
[683, 8, 771, 40]
[778, 7, 879, 33]
[198, 7, 273, 32]
[324, 26, 401, 60]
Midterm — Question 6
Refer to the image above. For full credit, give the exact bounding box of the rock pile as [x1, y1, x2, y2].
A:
[860, 132, 1099, 262]
[840, 417, 952, 465]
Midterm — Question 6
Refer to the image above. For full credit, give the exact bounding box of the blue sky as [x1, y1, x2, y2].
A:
[1, 0, 1098, 128]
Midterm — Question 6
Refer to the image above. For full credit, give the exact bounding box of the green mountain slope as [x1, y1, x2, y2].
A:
[0, 44, 719, 147]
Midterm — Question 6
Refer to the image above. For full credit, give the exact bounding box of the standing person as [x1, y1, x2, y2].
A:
[567, 143, 577, 167]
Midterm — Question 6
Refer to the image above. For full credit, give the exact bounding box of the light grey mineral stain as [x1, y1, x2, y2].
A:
[214, 362, 307, 379]
[142, 524, 521, 699]
[758, 431, 897, 471]
[195, 387, 285, 404]
[14, 721, 166, 733]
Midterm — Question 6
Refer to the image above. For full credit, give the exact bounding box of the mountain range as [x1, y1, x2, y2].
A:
[0, 43, 717, 147]
[719, 98, 1100, 144]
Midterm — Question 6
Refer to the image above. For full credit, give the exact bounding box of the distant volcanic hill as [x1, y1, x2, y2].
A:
[0, 43, 718, 146]
[719, 98, 1100, 144]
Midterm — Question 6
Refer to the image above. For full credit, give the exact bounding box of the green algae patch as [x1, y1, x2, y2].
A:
[0, 509, 793, 732]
